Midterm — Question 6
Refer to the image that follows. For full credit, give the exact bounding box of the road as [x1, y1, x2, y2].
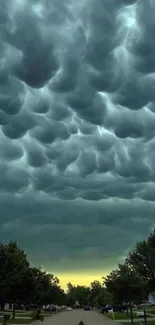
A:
[40, 310, 116, 325]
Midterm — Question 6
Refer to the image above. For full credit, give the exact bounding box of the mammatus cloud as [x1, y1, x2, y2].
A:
[0, 0, 155, 276]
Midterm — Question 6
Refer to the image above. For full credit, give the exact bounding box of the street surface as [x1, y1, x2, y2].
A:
[40, 310, 116, 325]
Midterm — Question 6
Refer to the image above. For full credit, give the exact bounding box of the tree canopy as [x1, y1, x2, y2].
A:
[1, 229, 155, 311]
[103, 263, 146, 305]
[0, 241, 66, 315]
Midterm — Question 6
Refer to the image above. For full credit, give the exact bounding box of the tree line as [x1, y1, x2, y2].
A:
[66, 230, 155, 307]
[1, 230, 155, 314]
[104, 229, 155, 306]
[0, 241, 66, 317]
[62, 229, 155, 307]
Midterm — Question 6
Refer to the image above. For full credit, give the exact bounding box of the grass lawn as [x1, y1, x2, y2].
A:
[106, 312, 137, 320]
[41, 314, 51, 317]
[16, 311, 28, 313]
[9, 319, 32, 324]
[133, 309, 155, 313]
[15, 314, 34, 317]
[120, 319, 155, 325]
[106, 312, 154, 320]
[0, 313, 30, 316]
[15, 313, 50, 318]
[0, 313, 11, 316]
[0, 314, 31, 318]
[0, 311, 51, 324]
[0, 319, 32, 324]
[0, 312, 50, 318]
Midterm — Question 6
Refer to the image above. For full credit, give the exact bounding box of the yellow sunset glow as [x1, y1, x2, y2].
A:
[57, 273, 104, 290]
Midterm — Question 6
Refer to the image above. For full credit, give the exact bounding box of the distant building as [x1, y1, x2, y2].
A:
[148, 293, 155, 305]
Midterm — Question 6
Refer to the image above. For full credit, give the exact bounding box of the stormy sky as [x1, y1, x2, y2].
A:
[0, 0, 155, 287]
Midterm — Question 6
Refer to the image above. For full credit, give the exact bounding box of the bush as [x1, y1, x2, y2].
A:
[3, 315, 11, 325]
[31, 310, 44, 322]
[31, 311, 36, 321]
[40, 315, 44, 322]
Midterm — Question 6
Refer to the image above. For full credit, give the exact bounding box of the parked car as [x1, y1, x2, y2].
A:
[84, 305, 91, 311]
[25, 304, 41, 310]
[67, 307, 72, 311]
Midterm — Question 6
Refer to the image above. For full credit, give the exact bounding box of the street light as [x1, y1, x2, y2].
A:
[125, 258, 134, 324]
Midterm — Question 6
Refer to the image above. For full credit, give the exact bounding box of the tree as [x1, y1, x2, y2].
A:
[40, 274, 66, 306]
[66, 283, 90, 307]
[129, 232, 155, 292]
[73, 286, 90, 306]
[0, 241, 29, 317]
[66, 280, 113, 308]
[90, 281, 102, 306]
[28, 267, 63, 306]
[103, 263, 145, 305]
[90, 281, 102, 296]
[66, 283, 76, 306]
[48, 286, 66, 306]
[148, 230, 155, 249]
[102, 290, 113, 305]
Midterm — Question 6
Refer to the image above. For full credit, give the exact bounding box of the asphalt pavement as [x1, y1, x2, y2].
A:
[38, 310, 117, 325]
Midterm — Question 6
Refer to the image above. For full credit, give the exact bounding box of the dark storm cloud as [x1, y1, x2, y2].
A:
[0, 194, 154, 271]
[0, 0, 155, 272]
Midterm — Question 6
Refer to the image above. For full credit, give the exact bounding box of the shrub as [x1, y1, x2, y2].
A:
[3, 315, 10, 325]
[40, 315, 44, 321]
[31, 310, 44, 322]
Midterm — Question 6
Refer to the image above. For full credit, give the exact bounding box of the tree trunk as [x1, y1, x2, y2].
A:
[0, 302, 5, 311]
[125, 302, 129, 315]
[12, 302, 16, 320]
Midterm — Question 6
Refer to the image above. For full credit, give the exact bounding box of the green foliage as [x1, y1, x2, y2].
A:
[40, 315, 44, 321]
[66, 283, 91, 306]
[1, 229, 155, 311]
[0, 241, 30, 318]
[0, 241, 29, 294]
[90, 280, 102, 306]
[31, 310, 44, 321]
[3, 314, 10, 325]
[0, 241, 66, 311]
[103, 263, 146, 305]
[129, 233, 155, 291]
[66, 279, 113, 308]
[103, 230, 155, 305]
